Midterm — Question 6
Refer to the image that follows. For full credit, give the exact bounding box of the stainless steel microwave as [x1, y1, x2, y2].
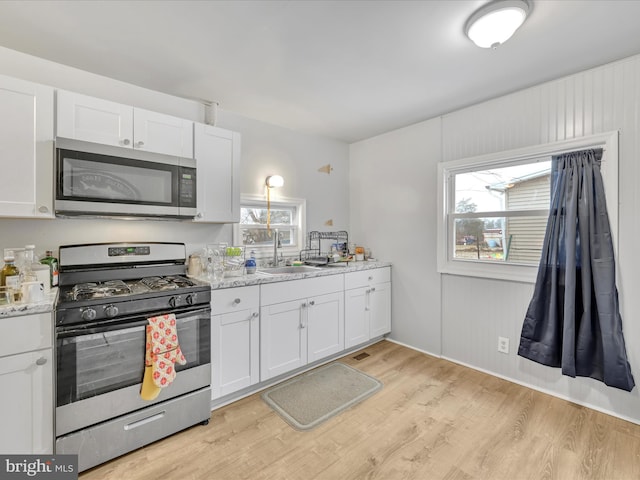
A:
[54, 137, 196, 219]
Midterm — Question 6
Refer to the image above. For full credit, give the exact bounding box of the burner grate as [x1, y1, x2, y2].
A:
[140, 275, 195, 291]
[71, 280, 132, 301]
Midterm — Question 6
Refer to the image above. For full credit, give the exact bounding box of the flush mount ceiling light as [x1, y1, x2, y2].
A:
[465, 0, 530, 49]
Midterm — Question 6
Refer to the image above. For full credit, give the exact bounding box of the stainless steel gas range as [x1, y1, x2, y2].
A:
[54, 242, 211, 472]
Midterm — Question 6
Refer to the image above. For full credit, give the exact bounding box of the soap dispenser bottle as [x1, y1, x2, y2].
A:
[245, 250, 257, 274]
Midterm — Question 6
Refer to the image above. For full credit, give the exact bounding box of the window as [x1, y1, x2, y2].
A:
[234, 194, 306, 254]
[437, 132, 619, 282]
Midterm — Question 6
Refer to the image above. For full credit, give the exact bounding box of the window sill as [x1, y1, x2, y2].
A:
[438, 259, 538, 284]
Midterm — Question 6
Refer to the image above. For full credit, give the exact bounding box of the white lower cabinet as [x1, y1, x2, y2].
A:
[210, 266, 391, 397]
[0, 312, 53, 454]
[211, 286, 260, 399]
[260, 275, 344, 381]
[345, 267, 391, 348]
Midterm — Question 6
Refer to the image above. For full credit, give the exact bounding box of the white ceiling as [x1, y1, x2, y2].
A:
[1, 0, 640, 143]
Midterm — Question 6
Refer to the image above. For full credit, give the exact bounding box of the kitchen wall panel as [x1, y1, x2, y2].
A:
[440, 55, 640, 423]
[349, 119, 442, 355]
[351, 53, 640, 424]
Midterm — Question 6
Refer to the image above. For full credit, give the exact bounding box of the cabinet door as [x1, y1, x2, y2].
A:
[212, 307, 259, 398]
[133, 108, 193, 158]
[307, 291, 344, 363]
[211, 286, 260, 399]
[344, 287, 369, 348]
[0, 349, 53, 454]
[0, 75, 54, 218]
[56, 90, 133, 148]
[193, 124, 240, 223]
[260, 299, 306, 381]
[369, 282, 392, 338]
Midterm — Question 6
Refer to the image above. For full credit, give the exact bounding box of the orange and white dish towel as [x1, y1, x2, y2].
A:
[140, 313, 187, 401]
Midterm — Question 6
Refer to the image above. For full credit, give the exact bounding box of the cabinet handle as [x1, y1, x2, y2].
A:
[36, 357, 47, 366]
[309, 300, 315, 306]
[136, 140, 145, 148]
[122, 138, 131, 146]
[38, 205, 49, 213]
[368, 276, 373, 281]
[233, 298, 241, 305]
[251, 312, 259, 318]
[370, 287, 376, 292]
[301, 302, 307, 308]
[195, 212, 203, 219]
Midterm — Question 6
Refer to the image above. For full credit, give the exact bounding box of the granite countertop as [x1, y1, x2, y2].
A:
[202, 260, 391, 290]
[0, 288, 58, 318]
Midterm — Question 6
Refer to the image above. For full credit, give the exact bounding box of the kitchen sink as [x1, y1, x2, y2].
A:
[258, 265, 322, 275]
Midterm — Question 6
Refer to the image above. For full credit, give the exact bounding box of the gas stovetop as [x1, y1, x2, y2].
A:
[64, 275, 201, 302]
[55, 242, 211, 327]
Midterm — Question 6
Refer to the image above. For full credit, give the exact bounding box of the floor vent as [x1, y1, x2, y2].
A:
[353, 352, 370, 361]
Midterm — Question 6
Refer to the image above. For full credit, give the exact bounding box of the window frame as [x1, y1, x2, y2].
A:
[233, 194, 306, 257]
[437, 131, 619, 283]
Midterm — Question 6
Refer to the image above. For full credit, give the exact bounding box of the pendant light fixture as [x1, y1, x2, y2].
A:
[265, 175, 284, 233]
[465, 0, 530, 49]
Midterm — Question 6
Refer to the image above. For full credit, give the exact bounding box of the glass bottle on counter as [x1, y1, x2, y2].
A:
[1, 254, 20, 301]
[19, 244, 37, 284]
[40, 250, 59, 287]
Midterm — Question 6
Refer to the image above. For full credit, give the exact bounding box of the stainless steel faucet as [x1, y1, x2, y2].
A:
[272, 229, 281, 266]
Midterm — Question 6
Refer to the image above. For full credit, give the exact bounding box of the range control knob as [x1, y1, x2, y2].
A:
[104, 304, 119, 318]
[186, 294, 196, 305]
[81, 308, 97, 321]
[169, 297, 177, 308]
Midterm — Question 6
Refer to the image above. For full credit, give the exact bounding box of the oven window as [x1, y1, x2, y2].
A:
[61, 156, 173, 203]
[56, 311, 210, 407]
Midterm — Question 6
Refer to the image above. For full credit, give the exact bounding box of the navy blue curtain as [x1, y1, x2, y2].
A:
[518, 148, 634, 391]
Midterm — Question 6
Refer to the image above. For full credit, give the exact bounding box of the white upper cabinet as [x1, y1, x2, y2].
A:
[56, 90, 133, 148]
[56, 90, 193, 158]
[133, 109, 193, 158]
[193, 123, 241, 223]
[0, 74, 54, 218]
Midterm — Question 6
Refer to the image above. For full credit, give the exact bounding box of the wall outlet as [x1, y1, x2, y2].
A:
[498, 336, 510, 354]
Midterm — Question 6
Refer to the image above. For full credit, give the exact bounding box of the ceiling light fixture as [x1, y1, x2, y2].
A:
[465, 0, 530, 49]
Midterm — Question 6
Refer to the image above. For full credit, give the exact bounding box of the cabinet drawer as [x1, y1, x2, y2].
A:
[345, 267, 391, 290]
[261, 274, 344, 306]
[0, 312, 52, 357]
[211, 286, 259, 315]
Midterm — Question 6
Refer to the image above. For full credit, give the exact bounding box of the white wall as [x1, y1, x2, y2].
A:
[351, 53, 640, 424]
[350, 119, 442, 355]
[0, 46, 349, 258]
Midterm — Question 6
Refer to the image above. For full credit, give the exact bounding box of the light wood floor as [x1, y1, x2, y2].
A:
[80, 340, 640, 480]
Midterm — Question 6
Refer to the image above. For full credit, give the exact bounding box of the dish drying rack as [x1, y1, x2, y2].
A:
[299, 231, 349, 265]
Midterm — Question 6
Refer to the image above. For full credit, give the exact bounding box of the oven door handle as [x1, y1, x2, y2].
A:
[56, 306, 211, 337]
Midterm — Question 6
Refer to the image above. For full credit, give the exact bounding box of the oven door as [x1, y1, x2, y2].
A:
[54, 138, 196, 218]
[55, 305, 210, 437]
